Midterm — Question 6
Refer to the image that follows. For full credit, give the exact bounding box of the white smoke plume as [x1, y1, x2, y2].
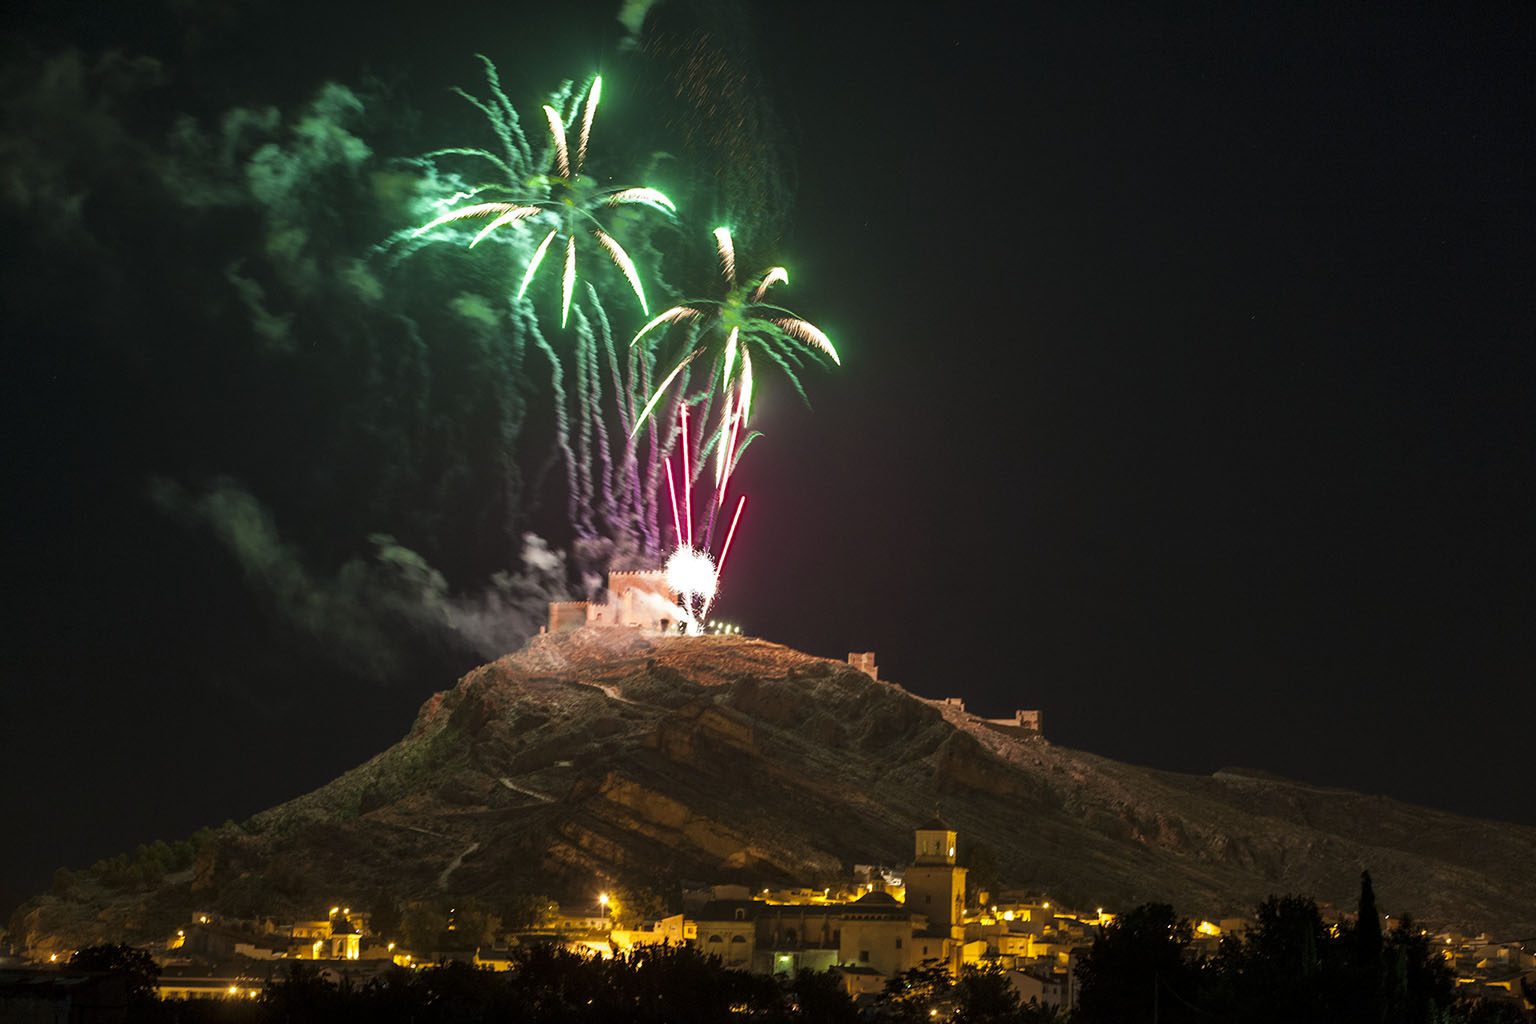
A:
[149, 478, 572, 679]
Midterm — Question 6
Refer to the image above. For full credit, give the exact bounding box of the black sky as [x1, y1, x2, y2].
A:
[3, 1, 1532, 918]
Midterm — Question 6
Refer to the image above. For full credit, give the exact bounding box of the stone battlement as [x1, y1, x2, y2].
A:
[936, 696, 1045, 737]
[848, 652, 878, 679]
[982, 709, 1044, 735]
[547, 570, 679, 635]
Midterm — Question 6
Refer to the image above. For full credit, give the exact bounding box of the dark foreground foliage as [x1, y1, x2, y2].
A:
[1073, 874, 1530, 1024]
[127, 944, 859, 1023]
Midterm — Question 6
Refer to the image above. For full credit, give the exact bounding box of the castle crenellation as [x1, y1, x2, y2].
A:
[936, 695, 1044, 736]
[547, 570, 680, 635]
[847, 652, 877, 679]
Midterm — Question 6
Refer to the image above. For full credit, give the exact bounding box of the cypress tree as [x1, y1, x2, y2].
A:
[1356, 870, 1382, 965]
[1356, 869, 1384, 1020]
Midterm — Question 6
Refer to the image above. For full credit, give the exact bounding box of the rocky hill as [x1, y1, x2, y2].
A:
[13, 629, 1536, 952]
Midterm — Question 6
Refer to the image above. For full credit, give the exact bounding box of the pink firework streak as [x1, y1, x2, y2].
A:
[668, 404, 748, 628]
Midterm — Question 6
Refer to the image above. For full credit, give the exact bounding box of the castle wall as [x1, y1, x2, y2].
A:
[548, 601, 591, 633]
[607, 570, 680, 632]
[545, 570, 682, 635]
[982, 710, 1044, 735]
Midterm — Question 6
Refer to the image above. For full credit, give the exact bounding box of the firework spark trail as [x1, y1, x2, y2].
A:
[420, 146, 516, 182]
[586, 286, 649, 545]
[469, 206, 542, 246]
[576, 75, 601, 173]
[679, 405, 692, 549]
[561, 236, 578, 328]
[570, 306, 595, 530]
[663, 410, 748, 627]
[492, 297, 530, 559]
[714, 227, 736, 287]
[751, 266, 788, 302]
[592, 229, 648, 315]
[630, 323, 663, 553]
[543, 105, 571, 179]
[713, 381, 734, 494]
[718, 390, 746, 508]
[641, 366, 678, 546]
[472, 52, 532, 169]
[578, 307, 617, 532]
[522, 306, 586, 537]
[664, 460, 682, 548]
[605, 187, 676, 211]
[702, 494, 747, 619]
[518, 229, 559, 301]
[641, 358, 687, 558]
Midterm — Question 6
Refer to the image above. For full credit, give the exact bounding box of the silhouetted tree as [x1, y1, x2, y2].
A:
[261, 961, 344, 1018]
[613, 883, 670, 926]
[400, 901, 448, 953]
[1203, 895, 1347, 1022]
[959, 840, 1000, 904]
[69, 943, 161, 1002]
[1356, 869, 1385, 1020]
[952, 960, 1021, 1023]
[368, 891, 402, 941]
[1017, 998, 1068, 1023]
[498, 891, 555, 930]
[1381, 915, 1454, 1024]
[1199, 893, 1463, 1024]
[873, 959, 954, 1022]
[791, 967, 861, 1024]
[1449, 997, 1530, 1024]
[1075, 903, 1199, 1024]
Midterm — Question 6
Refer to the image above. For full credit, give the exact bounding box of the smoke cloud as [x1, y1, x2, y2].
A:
[149, 478, 571, 678]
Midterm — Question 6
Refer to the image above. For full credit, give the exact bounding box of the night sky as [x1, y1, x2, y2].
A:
[3, 1, 1532, 918]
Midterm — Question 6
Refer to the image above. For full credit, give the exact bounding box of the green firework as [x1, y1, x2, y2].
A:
[415, 75, 676, 328]
[630, 226, 839, 436]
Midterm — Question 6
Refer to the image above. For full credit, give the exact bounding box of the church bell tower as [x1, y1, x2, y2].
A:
[903, 817, 967, 974]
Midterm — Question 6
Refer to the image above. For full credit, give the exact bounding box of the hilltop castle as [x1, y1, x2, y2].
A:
[547, 570, 680, 635]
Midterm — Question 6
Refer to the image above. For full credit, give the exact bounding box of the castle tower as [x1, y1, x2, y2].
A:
[903, 818, 967, 975]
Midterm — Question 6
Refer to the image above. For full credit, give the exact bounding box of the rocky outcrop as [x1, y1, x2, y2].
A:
[13, 629, 1536, 954]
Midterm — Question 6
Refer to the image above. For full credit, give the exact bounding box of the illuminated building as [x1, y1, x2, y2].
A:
[904, 817, 968, 976]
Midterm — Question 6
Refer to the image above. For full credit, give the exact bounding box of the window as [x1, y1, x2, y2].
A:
[708, 935, 723, 944]
[785, 928, 797, 944]
[925, 895, 932, 905]
[734, 909, 745, 921]
[895, 937, 903, 948]
[859, 950, 870, 963]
